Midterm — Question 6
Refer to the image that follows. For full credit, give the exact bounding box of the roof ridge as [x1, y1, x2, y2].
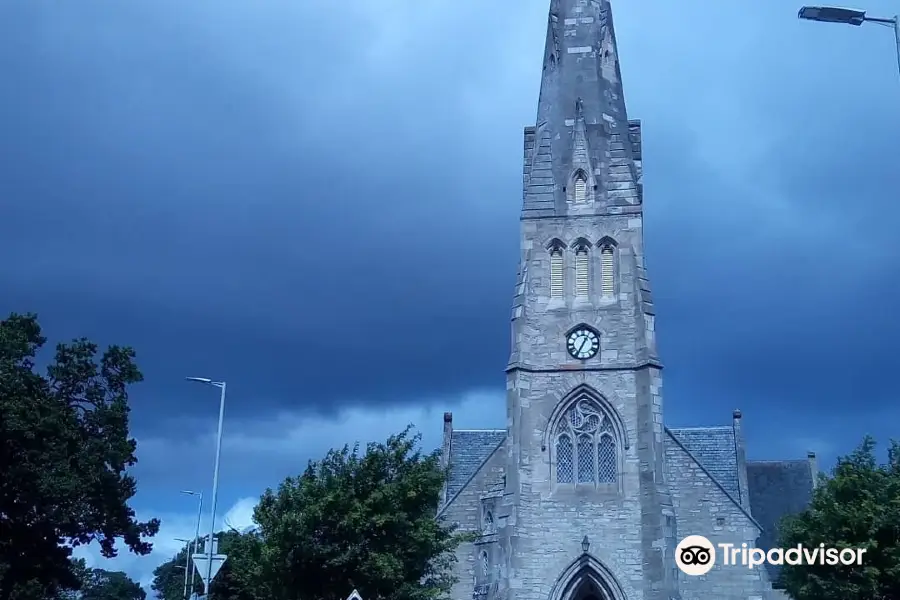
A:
[667, 425, 732, 431]
[453, 429, 506, 433]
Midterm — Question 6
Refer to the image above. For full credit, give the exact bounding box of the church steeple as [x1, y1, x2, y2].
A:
[523, 0, 642, 218]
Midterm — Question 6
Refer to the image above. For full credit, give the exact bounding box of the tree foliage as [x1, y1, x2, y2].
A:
[81, 569, 145, 600]
[152, 427, 465, 600]
[151, 531, 254, 600]
[778, 436, 900, 600]
[0, 313, 159, 600]
[247, 426, 463, 600]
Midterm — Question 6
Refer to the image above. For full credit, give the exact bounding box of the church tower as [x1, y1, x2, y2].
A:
[438, 3, 815, 597]
[501, 0, 677, 598]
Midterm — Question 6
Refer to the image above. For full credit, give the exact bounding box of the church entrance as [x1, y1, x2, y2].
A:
[550, 558, 629, 600]
[567, 579, 605, 600]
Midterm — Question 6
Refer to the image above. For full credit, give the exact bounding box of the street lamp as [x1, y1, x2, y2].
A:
[186, 377, 227, 597]
[174, 538, 193, 600]
[798, 5, 900, 79]
[180, 490, 203, 598]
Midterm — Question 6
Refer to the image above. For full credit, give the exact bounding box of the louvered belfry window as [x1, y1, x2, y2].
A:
[550, 248, 564, 299]
[573, 173, 587, 203]
[575, 247, 589, 298]
[600, 246, 615, 297]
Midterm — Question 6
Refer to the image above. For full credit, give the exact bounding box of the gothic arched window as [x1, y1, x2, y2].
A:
[483, 510, 494, 532]
[573, 171, 588, 203]
[574, 244, 590, 299]
[549, 246, 564, 299]
[599, 244, 615, 297]
[480, 551, 490, 576]
[552, 398, 619, 486]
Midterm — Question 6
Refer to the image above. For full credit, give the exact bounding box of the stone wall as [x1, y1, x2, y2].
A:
[441, 442, 507, 600]
[665, 436, 777, 600]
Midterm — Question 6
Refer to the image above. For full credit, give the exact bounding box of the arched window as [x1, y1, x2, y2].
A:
[599, 245, 615, 297]
[550, 247, 564, 299]
[483, 510, 494, 532]
[573, 172, 588, 203]
[480, 551, 490, 576]
[574, 245, 589, 299]
[552, 398, 618, 486]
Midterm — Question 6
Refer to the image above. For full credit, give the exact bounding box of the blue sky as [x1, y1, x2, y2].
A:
[2, 0, 900, 589]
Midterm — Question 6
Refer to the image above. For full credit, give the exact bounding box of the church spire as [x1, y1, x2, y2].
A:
[523, 0, 642, 217]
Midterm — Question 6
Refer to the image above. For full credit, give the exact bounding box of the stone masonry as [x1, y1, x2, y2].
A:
[437, 1, 815, 600]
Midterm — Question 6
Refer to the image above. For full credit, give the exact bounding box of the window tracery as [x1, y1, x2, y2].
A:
[553, 398, 618, 485]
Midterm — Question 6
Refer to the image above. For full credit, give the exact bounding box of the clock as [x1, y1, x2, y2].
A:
[567, 327, 599, 360]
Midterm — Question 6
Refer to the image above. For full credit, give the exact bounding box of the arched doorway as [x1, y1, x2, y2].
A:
[567, 578, 605, 600]
[549, 556, 629, 600]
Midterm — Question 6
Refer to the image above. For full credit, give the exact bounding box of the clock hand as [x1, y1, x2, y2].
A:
[576, 337, 588, 355]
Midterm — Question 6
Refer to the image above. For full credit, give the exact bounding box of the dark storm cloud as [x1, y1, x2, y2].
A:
[2, 0, 899, 444]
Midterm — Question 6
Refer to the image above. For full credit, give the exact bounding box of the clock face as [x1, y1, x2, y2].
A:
[567, 328, 600, 360]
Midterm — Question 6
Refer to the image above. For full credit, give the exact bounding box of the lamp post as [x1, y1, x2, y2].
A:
[180, 490, 203, 598]
[798, 5, 900, 79]
[174, 538, 193, 600]
[186, 377, 227, 597]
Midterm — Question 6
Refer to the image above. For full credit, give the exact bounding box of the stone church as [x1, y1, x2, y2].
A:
[436, 1, 816, 599]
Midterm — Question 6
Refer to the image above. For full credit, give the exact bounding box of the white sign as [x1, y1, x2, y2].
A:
[192, 553, 228, 586]
[346, 590, 363, 600]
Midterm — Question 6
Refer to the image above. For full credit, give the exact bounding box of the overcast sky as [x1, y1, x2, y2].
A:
[3, 0, 900, 589]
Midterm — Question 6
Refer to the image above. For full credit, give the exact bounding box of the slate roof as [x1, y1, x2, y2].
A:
[445, 429, 506, 501]
[747, 460, 815, 583]
[443, 425, 814, 565]
[667, 426, 740, 499]
[444, 426, 744, 503]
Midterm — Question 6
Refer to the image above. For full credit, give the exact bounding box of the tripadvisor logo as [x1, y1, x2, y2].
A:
[675, 535, 867, 576]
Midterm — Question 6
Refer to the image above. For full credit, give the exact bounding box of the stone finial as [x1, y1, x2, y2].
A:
[575, 97, 584, 117]
[732, 409, 742, 420]
[444, 412, 453, 423]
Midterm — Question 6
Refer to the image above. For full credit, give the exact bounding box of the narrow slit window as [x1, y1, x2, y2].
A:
[575, 247, 589, 298]
[574, 173, 587, 203]
[600, 246, 615, 297]
[577, 434, 594, 483]
[550, 248, 564, 299]
[556, 434, 574, 483]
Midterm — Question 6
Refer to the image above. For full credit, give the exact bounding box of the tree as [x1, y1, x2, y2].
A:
[81, 569, 145, 600]
[0, 313, 160, 600]
[246, 426, 465, 600]
[778, 436, 900, 600]
[151, 531, 255, 600]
